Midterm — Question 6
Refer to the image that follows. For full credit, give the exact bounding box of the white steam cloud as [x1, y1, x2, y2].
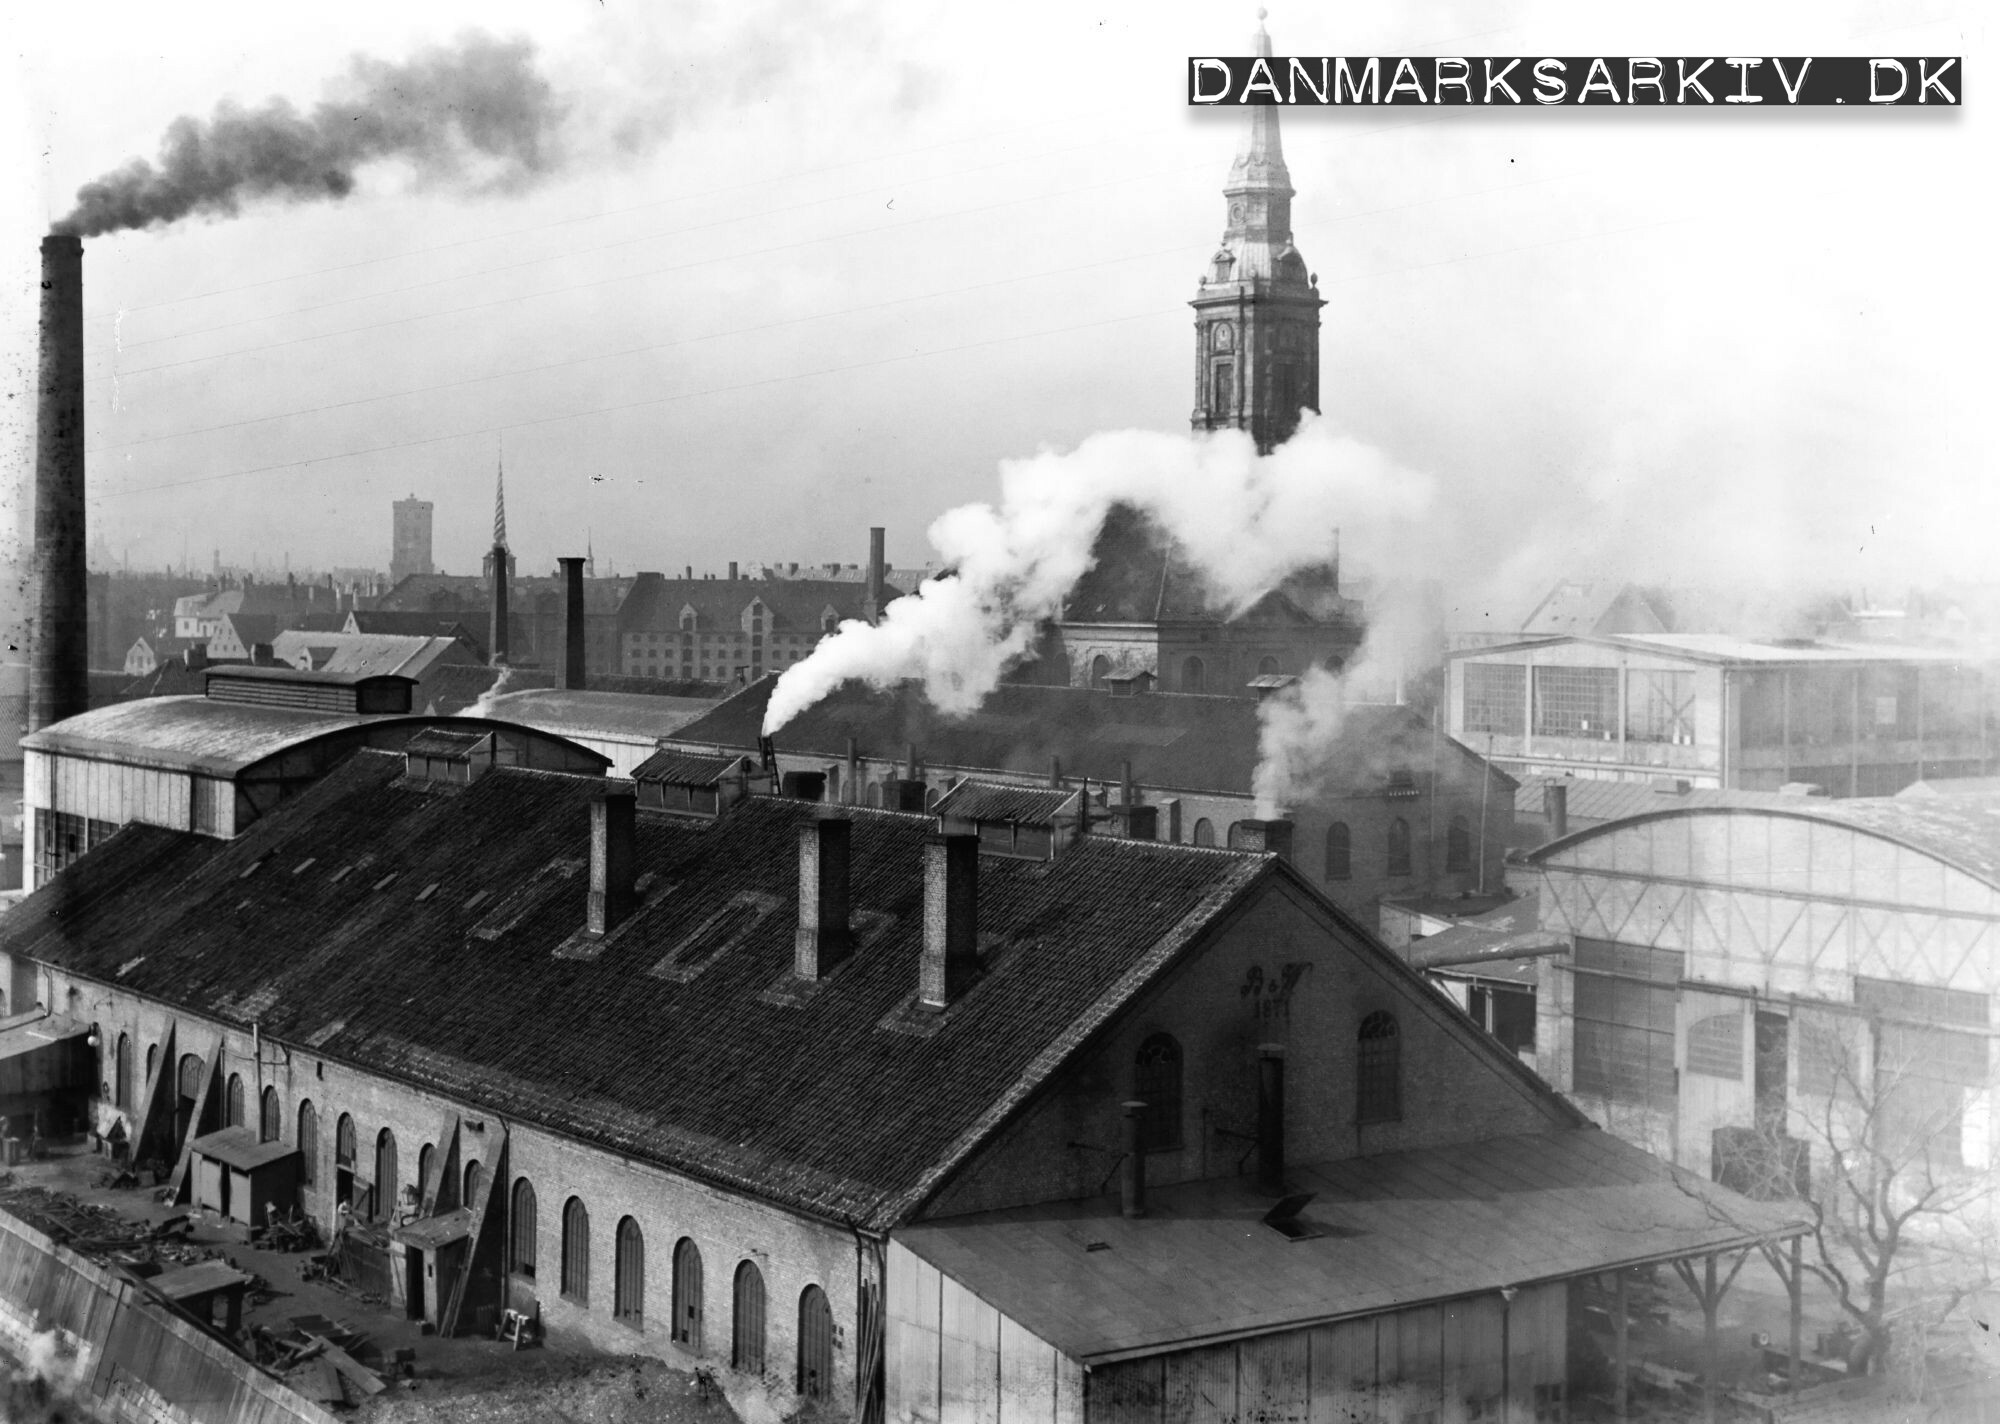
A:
[465, 663, 517, 719]
[5, 1329, 89, 1420]
[762, 414, 1433, 734]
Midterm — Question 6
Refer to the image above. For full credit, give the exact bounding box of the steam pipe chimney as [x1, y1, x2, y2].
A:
[30, 234, 88, 731]
[1121, 1100, 1148, 1218]
[1257, 1044, 1286, 1194]
[560, 556, 586, 690]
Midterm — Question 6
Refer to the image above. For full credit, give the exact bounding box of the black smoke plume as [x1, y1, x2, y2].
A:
[53, 33, 566, 237]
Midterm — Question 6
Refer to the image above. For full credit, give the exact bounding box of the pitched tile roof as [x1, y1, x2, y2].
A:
[0, 755, 1272, 1228]
[630, 750, 745, 787]
[672, 677, 1506, 800]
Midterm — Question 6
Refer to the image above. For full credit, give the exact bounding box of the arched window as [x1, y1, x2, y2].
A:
[615, 1218, 645, 1327]
[1226, 821, 1250, 849]
[224, 1073, 244, 1127]
[561, 1197, 590, 1303]
[91, 1023, 104, 1093]
[260, 1086, 280, 1143]
[335, 1113, 356, 1167]
[732, 1261, 767, 1373]
[1258, 656, 1280, 677]
[464, 1160, 483, 1207]
[417, 1144, 436, 1204]
[1324, 822, 1351, 881]
[146, 1043, 158, 1091]
[1446, 814, 1472, 873]
[672, 1238, 705, 1349]
[376, 1129, 399, 1221]
[176, 1054, 203, 1107]
[297, 1101, 318, 1185]
[511, 1179, 537, 1278]
[1386, 818, 1412, 878]
[1090, 655, 1111, 689]
[1357, 1012, 1401, 1124]
[798, 1285, 834, 1399]
[1135, 1034, 1184, 1151]
[1192, 818, 1215, 847]
[1181, 656, 1206, 693]
[115, 1033, 132, 1110]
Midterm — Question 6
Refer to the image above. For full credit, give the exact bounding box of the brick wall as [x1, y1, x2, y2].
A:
[19, 955, 869, 1415]
[918, 880, 1574, 1220]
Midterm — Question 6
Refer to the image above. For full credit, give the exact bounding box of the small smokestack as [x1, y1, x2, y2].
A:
[845, 737, 860, 806]
[728, 560, 739, 582]
[1121, 760, 1135, 808]
[1544, 782, 1569, 840]
[489, 546, 510, 665]
[1121, 1100, 1148, 1218]
[587, 787, 637, 937]
[863, 527, 887, 624]
[905, 743, 919, 780]
[1233, 818, 1293, 862]
[30, 234, 88, 732]
[1257, 1044, 1286, 1194]
[560, 556, 586, 690]
[794, 817, 853, 980]
[1048, 754, 1062, 789]
[919, 833, 979, 1011]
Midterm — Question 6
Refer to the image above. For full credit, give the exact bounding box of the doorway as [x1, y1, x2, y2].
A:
[406, 1248, 426, 1320]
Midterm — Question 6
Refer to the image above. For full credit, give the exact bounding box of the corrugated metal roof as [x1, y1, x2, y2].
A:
[21, 697, 369, 776]
[671, 678, 1505, 800]
[1529, 793, 2000, 894]
[1513, 776, 1805, 825]
[486, 689, 717, 741]
[1459, 633, 1978, 667]
[0, 755, 1272, 1230]
[933, 781, 1076, 824]
[896, 1128, 1805, 1363]
[190, 1126, 297, 1171]
[1405, 894, 1567, 971]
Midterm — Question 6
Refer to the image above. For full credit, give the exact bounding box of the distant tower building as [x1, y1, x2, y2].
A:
[391, 495, 435, 586]
[1190, 12, 1325, 454]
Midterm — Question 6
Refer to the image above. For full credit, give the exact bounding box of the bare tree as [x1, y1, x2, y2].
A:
[1713, 1014, 1998, 1385]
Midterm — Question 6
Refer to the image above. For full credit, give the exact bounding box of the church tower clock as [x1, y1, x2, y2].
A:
[1190, 12, 1325, 454]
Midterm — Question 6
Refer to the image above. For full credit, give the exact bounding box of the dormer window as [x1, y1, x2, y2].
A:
[679, 606, 698, 633]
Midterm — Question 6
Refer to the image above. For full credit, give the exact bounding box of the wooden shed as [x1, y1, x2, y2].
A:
[188, 1126, 299, 1228]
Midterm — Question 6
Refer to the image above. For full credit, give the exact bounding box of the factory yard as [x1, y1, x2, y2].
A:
[0, 1141, 744, 1424]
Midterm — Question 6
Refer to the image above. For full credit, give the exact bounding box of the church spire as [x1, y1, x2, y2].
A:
[492, 456, 509, 551]
[1190, 10, 1324, 454]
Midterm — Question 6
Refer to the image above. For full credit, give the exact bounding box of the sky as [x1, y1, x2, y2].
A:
[1, 0, 1991, 653]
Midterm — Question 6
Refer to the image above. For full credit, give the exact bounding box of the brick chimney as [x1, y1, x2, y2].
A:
[862, 527, 887, 625]
[1233, 819, 1293, 862]
[1544, 782, 1569, 839]
[1257, 1044, 1286, 1194]
[587, 787, 637, 937]
[918, 833, 979, 1010]
[30, 234, 88, 732]
[794, 818, 853, 980]
[560, 556, 587, 690]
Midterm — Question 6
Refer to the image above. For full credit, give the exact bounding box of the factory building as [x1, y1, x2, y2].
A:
[1512, 797, 2000, 1194]
[661, 673, 1514, 930]
[1448, 633, 1992, 797]
[0, 733, 1795, 1421]
[18, 664, 607, 889]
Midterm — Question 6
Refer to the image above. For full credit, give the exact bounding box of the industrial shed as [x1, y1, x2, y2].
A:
[1522, 797, 2000, 1181]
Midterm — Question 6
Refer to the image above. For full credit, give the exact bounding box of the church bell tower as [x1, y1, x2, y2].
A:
[1190, 11, 1325, 454]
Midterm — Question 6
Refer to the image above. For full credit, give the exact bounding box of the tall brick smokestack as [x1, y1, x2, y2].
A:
[560, 556, 586, 690]
[31, 234, 88, 731]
